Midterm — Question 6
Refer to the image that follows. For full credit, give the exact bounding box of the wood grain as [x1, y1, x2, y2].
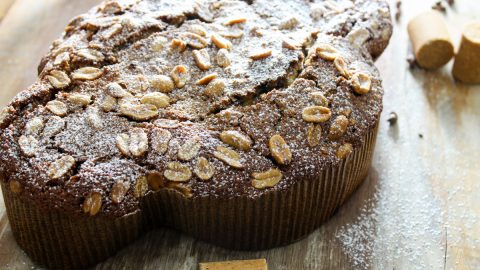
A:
[0, 0, 479, 269]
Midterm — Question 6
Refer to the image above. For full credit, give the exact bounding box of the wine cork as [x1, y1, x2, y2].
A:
[407, 11, 454, 69]
[452, 22, 480, 84]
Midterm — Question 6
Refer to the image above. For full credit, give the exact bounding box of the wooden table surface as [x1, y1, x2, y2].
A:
[0, 0, 479, 269]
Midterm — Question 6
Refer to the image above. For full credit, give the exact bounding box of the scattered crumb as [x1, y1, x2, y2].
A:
[387, 112, 397, 126]
[432, 1, 447, 12]
[407, 54, 416, 68]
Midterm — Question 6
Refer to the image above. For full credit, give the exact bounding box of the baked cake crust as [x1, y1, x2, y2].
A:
[0, 0, 392, 268]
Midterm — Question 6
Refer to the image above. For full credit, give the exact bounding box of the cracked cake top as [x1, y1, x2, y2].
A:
[0, 0, 392, 217]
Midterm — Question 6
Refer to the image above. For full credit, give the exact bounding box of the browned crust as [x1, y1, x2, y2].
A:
[2, 124, 377, 270]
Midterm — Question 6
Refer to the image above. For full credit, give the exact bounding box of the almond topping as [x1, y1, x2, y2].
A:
[83, 192, 102, 216]
[204, 79, 226, 97]
[120, 103, 158, 121]
[46, 70, 71, 89]
[171, 38, 187, 52]
[48, 155, 75, 179]
[250, 49, 272, 60]
[19, 135, 39, 157]
[140, 92, 170, 108]
[329, 115, 349, 140]
[170, 65, 189, 88]
[46, 100, 68, 116]
[151, 128, 172, 154]
[147, 171, 165, 191]
[194, 157, 215, 181]
[71, 67, 103, 80]
[269, 135, 292, 165]
[213, 146, 244, 169]
[150, 75, 175, 93]
[211, 34, 232, 50]
[164, 162, 192, 182]
[196, 73, 218, 85]
[351, 72, 372, 95]
[302, 106, 331, 123]
[306, 124, 322, 147]
[183, 32, 209, 49]
[315, 43, 339, 61]
[224, 17, 247, 26]
[111, 180, 130, 204]
[178, 138, 202, 161]
[336, 143, 353, 159]
[68, 93, 92, 106]
[216, 49, 231, 67]
[193, 49, 212, 71]
[134, 176, 148, 198]
[252, 168, 283, 189]
[220, 130, 252, 151]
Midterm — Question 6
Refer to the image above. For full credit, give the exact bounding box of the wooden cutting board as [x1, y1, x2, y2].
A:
[0, 0, 479, 269]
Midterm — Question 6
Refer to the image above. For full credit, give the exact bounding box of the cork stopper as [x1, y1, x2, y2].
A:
[407, 11, 454, 69]
[452, 22, 480, 84]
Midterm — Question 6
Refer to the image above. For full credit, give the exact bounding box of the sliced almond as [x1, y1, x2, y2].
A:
[351, 72, 372, 95]
[216, 49, 231, 67]
[151, 128, 172, 154]
[83, 192, 102, 216]
[250, 49, 272, 60]
[46, 100, 68, 116]
[46, 70, 71, 89]
[25, 117, 44, 135]
[204, 79, 226, 97]
[183, 32, 209, 49]
[133, 176, 149, 198]
[269, 134, 292, 165]
[252, 168, 283, 189]
[310, 91, 329, 106]
[164, 162, 192, 182]
[68, 93, 92, 106]
[334, 57, 351, 78]
[140, 92, 170, 108]
[336, 143, 353, 159]
[154, 118, 181, 129]
[193, 49, 212, 71]
[329, 115, 349, 140]
[147, 171, 165, 191]
[43, 116, 65, 137]
[71, 67, 103, 81]
[220, 130, 252, 151]
[188, 25, 207, 37]
[48, 155, 75, 179]
[315, 43, 339, 61]
[211, 34, 232, 50]
[120, 103, 158, 121]
[111, 180, 130, 204]
[302, 106, 331, 123]
[196, 73, 218, 85]
[100, 95, 117, 112]
[19, 135, 39, 157]
[178, 138, 201, 161]
[171, 38, 187, 52]
[194, 157, 215, 180]
[129, 128, 149, 157]
[170, 65, 189, 88]
[106, 82, 128, 98]
[150, 75, 175, 93]
[77, 48, 105, 62]
[213, 146, 244, 169]
[224, 17, 247, 26]
[306, 124, 322, 147]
